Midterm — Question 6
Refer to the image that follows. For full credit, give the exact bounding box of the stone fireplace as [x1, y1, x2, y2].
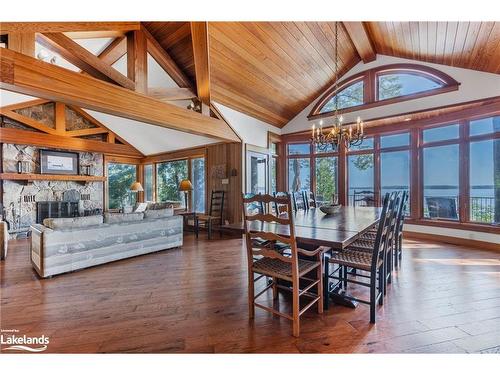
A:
[2, 144, 104, 236]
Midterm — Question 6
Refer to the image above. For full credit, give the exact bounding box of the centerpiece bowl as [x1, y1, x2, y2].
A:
[320, 204, 342, 215]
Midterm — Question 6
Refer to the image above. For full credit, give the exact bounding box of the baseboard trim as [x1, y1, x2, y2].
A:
[404, 231, 500, 252]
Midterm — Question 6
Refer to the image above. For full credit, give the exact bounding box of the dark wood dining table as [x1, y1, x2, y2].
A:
[223, 206, 382, 308]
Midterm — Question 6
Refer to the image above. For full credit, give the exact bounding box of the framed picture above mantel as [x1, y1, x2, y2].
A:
[40, 150, 79, 175]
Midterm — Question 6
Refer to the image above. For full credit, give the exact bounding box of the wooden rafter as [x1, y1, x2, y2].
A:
[0, 108, 60, 135]
[96, 36, 127, 66]
[0, 22, 141, 33]
[0, 49, 240, 142]
[36, 33, 136, 90]
[7, 32, 35, 57]
[141, 25, 193, 89]
[190, 22, 211, 114]
[148, 87, 197, 101]
[66, 128, 110, 137]
[342, 22, 376, 63]
[127, 30, 148, 93]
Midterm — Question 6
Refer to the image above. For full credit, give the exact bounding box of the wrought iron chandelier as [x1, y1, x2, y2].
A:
[311, 22, 364, 152]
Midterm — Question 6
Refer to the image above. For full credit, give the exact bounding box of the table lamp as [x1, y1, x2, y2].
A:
[178, 179, 193, 211]
[129, 181, 144, 203]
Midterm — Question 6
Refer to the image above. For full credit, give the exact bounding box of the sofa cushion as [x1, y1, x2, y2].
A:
[144, 207, 174, 219]
[43, 215, 103, 230]
[146, 201, 181, 210]
[104, 212, 144, 224]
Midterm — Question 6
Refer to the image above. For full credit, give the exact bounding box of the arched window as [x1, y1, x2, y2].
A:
[319, 80, 364, 113]
[309, 63, 460, 120]
[377, 71, 446, 100]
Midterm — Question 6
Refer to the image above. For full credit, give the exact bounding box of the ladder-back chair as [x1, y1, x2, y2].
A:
[242, 193, 325, 337]
[195, 190, 225, 239]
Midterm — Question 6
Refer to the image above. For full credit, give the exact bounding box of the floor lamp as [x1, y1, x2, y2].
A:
[179, 179, 193, 212]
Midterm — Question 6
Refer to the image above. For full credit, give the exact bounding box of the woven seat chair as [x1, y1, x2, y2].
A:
[242, 193, 326, 337]
[195, 190, 224, 239]
[303, 191, 317, 209]
[324, 192, 396, 323]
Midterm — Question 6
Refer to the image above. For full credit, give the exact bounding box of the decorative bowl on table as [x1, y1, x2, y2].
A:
[320, 204, 342, 215]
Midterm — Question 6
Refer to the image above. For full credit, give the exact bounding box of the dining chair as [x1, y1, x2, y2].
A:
[290, 190, 307, 211]
[324, 191, 395, 323]
[195, 190, 224, 239]
[393, 191, 408, 268]
[242, 193, 325, 337]
[303, 191, 317, 209]
[273, 192, 289, 216]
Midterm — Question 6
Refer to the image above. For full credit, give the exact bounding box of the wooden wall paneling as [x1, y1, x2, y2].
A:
[0, 49, 240, 142]
[127, 30, 148, 93]
[0, 128, 143, 158]
[7, 32, 35, 57]
[37, 33, 135, 90]
[190, 22, 211, 115]
[0, 22, 141, 33]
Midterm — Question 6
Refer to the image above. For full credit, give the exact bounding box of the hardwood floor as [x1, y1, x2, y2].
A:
[1, 234, 499, 353]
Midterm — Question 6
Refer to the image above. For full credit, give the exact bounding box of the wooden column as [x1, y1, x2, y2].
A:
[55, 102, 66, 135]
[191, 22, 211, 116]
[127, 30, 148, 94]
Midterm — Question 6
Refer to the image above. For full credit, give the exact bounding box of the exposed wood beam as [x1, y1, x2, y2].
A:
[66, 128, 109, 137]
[64, 31, 126, 39]
[55, 102, 66, 134]
[0, 127, 142, 158]
[0, 99, 50, 111]
[127, 30, 148, 93]
[0, 49, 240, 142]
[0, 22, 140, 33]
[190, 22, 211, 114]
[0, 108, 59, 135]
[107, 133, 116, 144]
[37, 33, 135, 90]
[141, 25, 192, 89]
[7, 32, 35, 57]
[342, 22, 376, 63]
[148, 87, 196, 101]
[97, 36, 127, 66]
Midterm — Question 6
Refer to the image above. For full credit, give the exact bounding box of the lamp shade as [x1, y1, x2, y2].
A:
[179, 179, 193, 192]
[130, 181, 144, 192]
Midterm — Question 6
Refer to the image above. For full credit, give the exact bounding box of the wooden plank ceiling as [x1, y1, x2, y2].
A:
[144, 21, 500, 128]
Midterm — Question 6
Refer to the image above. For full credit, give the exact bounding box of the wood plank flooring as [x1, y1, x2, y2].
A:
[1, 235, 499, 353]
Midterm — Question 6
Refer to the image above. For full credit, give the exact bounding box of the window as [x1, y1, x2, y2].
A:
[315, 156, 338, 205]
[349, 137, 374, 151]
[309, 64, 458, 119]
[191, 157, 206, 213]
[469, 139, 500, 224]
[288, 158, 311, 192]
[319, 80, 364, 113]
[423, 124, 460, 143]
[381, 151, 410, 214]
[348, 154, 374, 206]
[470, 116, 500, 136]
[144, 164, 154, 202]
[378, 72, 443, 100]
[107, 163, 137, 210]
[380, 133, 410, 148]
[423, 144, 459, 220]
[288, 143, 311, 155]
[157, 160, 188, 207]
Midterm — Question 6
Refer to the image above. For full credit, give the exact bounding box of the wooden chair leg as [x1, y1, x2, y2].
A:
[317, 259, 323, 314]
[370, 273, 376, 324]
[324, 259, 330, 310]
[248, 271, 255, 319]
[292, 277, 300, 337]
[208, 220, 212, 240]
[272, 277, 278, 300]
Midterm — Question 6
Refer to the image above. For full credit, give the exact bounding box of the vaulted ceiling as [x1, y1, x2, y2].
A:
[144, 21, 500, 128]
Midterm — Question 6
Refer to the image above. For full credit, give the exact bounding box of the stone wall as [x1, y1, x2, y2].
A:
[2, 144, 104, 232]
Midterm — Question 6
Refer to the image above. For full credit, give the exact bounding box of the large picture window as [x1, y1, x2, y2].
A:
[377, 72, 444, 100]
[191, 157, 206, 213]
[107, 163, 137, 210]
[319, 80, 364, 113]
[157, 160, 188, 207]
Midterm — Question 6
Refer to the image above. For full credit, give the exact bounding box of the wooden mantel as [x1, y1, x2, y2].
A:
[0, 172, 106, 183]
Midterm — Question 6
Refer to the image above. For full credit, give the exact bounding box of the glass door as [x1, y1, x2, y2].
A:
[247, 151, 268, 195]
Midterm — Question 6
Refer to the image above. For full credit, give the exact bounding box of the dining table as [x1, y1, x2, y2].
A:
[223, 206, 382, 308]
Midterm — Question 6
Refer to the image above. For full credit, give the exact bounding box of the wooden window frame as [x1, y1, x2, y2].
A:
[308, 63, 460, 121]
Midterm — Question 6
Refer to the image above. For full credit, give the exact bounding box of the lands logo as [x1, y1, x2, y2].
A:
[0, 329, 49, 352]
